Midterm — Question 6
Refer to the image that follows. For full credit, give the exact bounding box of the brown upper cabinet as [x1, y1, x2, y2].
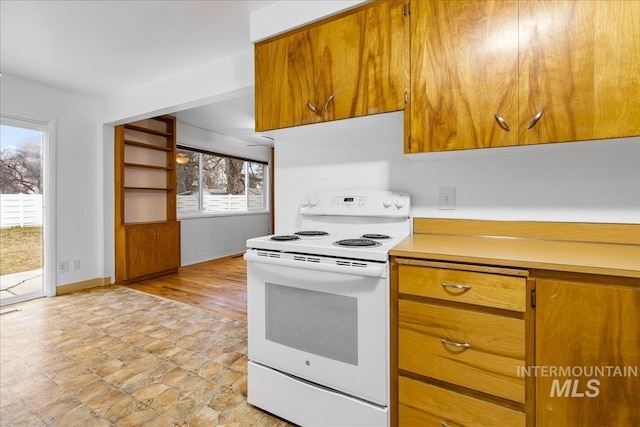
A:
[407, 0, 640, 153]
[254, 0, 405, 132]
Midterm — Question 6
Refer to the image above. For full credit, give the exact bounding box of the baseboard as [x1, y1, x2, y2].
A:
[181, 253, 245, 267]
[56, 276, 112, 295]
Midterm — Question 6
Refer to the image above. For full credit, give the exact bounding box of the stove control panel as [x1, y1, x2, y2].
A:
[300, 190, 410, 218]
[331, 196, 367, 208]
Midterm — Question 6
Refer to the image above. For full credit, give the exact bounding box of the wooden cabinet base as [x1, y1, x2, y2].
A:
[399, 377, 526, 427]
[535, 279, 640, 425]
[399, 299, 526, 403]
[118, 268, 179, 284]
[116, 221, 181, 283]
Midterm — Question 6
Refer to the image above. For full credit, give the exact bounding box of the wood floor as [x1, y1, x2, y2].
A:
[123, 254, 248, 322]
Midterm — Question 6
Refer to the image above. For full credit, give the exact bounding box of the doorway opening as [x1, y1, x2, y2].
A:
[0, 116, 50, 305]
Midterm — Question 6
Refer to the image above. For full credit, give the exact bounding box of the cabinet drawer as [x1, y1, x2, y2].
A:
[399, 300, 525, 403]
[399, 265, 526, 312]
[399, 376, 525, 427]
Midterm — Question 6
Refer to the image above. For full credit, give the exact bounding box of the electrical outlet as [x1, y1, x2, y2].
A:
[72, 259, 80, 271]
[438, 187, 456, 210]
[58, 261, 68, 274]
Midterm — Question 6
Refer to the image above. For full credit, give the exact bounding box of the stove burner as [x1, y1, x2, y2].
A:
[294, 231, 329, 237]
[333, 238, 382, 247]
[362, 234, 391, 239]
[270, 235, 301, 241]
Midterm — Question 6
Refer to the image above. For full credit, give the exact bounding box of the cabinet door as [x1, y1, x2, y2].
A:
[255, 0, 405, 132]
[155, 221, 180, 273]
[126, 225, 159, 279]
[536, 279, 640, 425]
[318, 0, 405, 122]
[409, 0, 519, 153]
[126, 222, 180, 280]
[255, 30, 321, 131]
[519, 1, 640, 145]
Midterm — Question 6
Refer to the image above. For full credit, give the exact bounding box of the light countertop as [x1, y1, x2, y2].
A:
[390, 234, 640, 278]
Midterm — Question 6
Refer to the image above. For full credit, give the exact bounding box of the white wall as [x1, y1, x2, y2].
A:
[180, 214, 270, 266]
[1, 74, 104, 287]
[1, 70, 270, 287]
[100, 48, 266, 272]
[273, 112, 640, 232]
[103, 51, 255, 125]
[102, 125, 115, 283]
[177, 122, 272, 266]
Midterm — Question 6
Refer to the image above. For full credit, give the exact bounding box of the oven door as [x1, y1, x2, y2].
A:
[245, 249, 389, 406]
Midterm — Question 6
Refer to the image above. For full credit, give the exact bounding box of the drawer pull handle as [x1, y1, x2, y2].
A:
[493, 113, 511, 131]
[324, 94, 335, 111]
[307, 100, 319, 114]
[441, 422, 450, 427]
[527, 108, 545, 130]
[441, 282, 471, 291]
[441, 338, 471, 349]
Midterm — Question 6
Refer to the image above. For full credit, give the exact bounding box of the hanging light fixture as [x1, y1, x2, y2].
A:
[176, 153, 189, 164]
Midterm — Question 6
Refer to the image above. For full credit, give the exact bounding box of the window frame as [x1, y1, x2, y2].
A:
[176, 145, 269, 218]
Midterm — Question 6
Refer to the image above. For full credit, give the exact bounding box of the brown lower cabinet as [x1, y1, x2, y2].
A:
[393, 259, 532, 426]
[392, 259, 640, 426]
[120, 221, 180, 282]
[535, 278, 640, 425]
[399, 377, 526, 427]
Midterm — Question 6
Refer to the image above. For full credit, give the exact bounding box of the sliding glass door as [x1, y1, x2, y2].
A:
[0, 116, 49, 305]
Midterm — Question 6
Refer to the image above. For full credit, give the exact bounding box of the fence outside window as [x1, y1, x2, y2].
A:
[176, 146, 268, 215]
[0, 194, 42, 228]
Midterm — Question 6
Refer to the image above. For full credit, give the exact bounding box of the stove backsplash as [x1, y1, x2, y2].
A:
[271, 112, 639, 232]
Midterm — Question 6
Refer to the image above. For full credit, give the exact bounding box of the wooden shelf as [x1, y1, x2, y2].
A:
[124, 140, 172, 151]
[124, 186, 174, 192]
[116, 115, 180, 284]
[124, 162, 172, 171]
[124, 123, 173, 137]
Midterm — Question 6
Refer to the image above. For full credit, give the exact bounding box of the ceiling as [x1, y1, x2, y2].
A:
[0, 0, 277, 145]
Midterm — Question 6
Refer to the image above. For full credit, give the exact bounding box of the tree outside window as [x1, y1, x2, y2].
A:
[176, 147, 267, 214]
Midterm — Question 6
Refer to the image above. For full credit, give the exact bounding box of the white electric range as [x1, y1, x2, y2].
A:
[245, 190, 411, 427]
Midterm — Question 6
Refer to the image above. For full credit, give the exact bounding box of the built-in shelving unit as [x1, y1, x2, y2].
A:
[115, 115, 180, 283]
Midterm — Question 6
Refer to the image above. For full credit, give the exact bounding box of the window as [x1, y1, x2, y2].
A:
[176, 146, 267, 215]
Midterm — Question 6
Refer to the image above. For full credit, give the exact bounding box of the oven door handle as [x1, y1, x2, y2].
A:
[244, 251, 387, 278]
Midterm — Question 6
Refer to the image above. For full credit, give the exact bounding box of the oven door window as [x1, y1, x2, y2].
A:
[265, 283, 358, 366]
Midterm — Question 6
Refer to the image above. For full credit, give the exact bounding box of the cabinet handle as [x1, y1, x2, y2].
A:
[324, 94, 335, 111]
[441, 282, 472, 291]
[441, 422, 450, 427]
[441, 338, 471, 349]
[526, 108, 545, 130]
[493, 114, 511, 131]
[307, 100, 319, 114]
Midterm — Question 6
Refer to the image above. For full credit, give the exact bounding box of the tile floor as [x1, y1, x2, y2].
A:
[0, 286, 292, 426]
